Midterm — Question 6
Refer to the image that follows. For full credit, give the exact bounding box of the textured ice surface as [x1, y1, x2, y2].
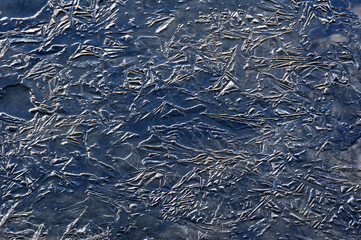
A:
[0, 0, 361, 239]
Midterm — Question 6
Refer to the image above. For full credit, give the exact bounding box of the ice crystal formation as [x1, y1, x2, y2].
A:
[0, 0, 360, 239]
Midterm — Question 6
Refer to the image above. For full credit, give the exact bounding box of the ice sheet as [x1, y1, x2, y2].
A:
[0, 0, 360, 239]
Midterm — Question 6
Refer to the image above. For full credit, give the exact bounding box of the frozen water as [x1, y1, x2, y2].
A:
[0, 0, 360, 239]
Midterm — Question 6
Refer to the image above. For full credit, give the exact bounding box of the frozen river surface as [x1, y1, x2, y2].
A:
[0, 0, 361, 239]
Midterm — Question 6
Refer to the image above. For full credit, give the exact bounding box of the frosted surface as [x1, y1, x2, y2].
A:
[0, 0, 360, 239]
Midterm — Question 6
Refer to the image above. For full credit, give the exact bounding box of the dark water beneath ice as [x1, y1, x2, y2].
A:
[0, 0, 48, 18]
[0, 85, 33, 120]
[0, 0, 361, 239]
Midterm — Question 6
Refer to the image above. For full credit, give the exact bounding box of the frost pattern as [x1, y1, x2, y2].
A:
[0, 0, 361, 239]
